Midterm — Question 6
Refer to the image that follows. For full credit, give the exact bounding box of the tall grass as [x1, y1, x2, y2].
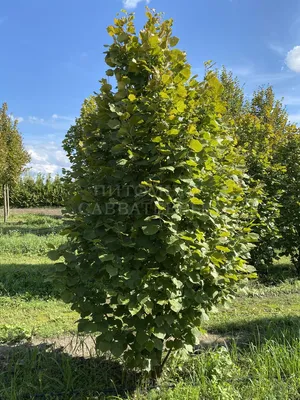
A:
[1, 333, 300, 399]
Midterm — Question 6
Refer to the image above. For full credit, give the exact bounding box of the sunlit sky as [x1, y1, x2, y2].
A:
[1, 0, 300, 174]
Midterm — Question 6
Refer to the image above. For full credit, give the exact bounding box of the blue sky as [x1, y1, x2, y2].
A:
[1, 0, 300, 174]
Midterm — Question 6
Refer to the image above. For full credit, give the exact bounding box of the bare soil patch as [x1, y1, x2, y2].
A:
[0, 208, 62, 216]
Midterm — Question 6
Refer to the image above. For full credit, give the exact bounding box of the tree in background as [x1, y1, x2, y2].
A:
[0, 173, 66, 208]
[0, 103, 30, 222]
[272, 133, 300, 274]
[218, 67, 245, 120]
[50, 10, 259, 376]
[218, 68, 300, 275]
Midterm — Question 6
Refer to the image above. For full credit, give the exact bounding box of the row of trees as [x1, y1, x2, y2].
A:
[0, 103, 30, 222]
[218, 69, 300, 274]
[0, 174, 66, 208]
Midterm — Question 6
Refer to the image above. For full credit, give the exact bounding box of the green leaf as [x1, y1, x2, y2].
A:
[169, 299, 182, 313]
[61, 290, 73, 303]
[108, 119, 120, 130]
[169, 36, 179, 47]
[48, 250, 60, 261]
[55, 263, 67, 272]
[99, 254, 115, 262]
[129, 304, 142, 316]
[96, 340, 111, 353]
[117, 32, 129, 42]
[106, 264, 118, 277]
[142, 224, 160, 235]
[137, 331, 148, 345]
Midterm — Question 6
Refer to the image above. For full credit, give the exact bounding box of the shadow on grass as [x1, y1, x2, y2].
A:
[209, 315, 300, 348]
[257, 262, 299, 285]
[0, 341, 142, 399]
[0, 263, 57, 298]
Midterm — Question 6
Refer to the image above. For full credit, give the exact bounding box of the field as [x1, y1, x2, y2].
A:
[0, 211, 300, 399]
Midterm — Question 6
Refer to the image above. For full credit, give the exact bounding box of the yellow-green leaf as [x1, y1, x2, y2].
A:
[155, 201, 166, 211]
[191, 188, 200, 195]
[128, 94, 136, 102]
[188, 125, 197, 134]
[152, 136, 162, 143]
[162, 74, 171, 84]
[168, 129, 179, 135]
[107, 26, 116, 36]
[190, 197, 204, 205]
[216, 246, 231, 253]
[189, 139, 203, 152]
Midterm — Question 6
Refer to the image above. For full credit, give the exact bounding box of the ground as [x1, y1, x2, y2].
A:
[0, 210, 300, 399]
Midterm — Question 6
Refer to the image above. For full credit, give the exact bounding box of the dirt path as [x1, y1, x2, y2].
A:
[0, 208, 62, 216]
[0, 333, 231, 359]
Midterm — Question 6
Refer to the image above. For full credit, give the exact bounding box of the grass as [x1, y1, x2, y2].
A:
[1, 212, 300, 399]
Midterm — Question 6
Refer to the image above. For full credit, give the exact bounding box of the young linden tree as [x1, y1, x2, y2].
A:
[50, 9, 259, 375]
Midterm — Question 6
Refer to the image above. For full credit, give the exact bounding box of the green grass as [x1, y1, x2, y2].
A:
[0, 255, 57, 297]
[1, 213, 300, 399]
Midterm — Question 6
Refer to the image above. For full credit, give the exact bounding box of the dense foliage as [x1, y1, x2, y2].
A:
[274, 134, 300, 273]
[51, 10, 259, 374]
[219, 69, 300, 275]
[0, 174, 66, 208]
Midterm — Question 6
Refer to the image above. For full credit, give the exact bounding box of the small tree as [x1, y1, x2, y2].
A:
[0, 103, 30, 222]
[273, 133, 300, 274]
[51, 10, 259, 376]
[218, 67, 245, 120]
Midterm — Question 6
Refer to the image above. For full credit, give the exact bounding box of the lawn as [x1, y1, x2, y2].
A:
[0, 213, 300, 399]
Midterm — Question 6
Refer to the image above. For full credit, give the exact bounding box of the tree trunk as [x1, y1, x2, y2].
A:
[3, 184, 7, 223]
[6, 184, 9, 219]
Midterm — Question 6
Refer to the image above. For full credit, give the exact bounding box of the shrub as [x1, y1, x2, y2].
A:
[50, 10, 259, 375]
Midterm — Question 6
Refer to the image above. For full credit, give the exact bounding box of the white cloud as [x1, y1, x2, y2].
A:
[26, 142, 70, 175]
[286, 46, 300, 73]
[29, 163, 61, 175]
[54, 150, 69, 165]
[28, 149, 48, 163]
[51, 114, 74, 122]
[229, 65, 253, 77]
[26, 114, 75, 132]
[268, 43, 285, 56]
[122, 0, 150, 9]
[9, 115, 24, 123]
[29, 116, 45, 124]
